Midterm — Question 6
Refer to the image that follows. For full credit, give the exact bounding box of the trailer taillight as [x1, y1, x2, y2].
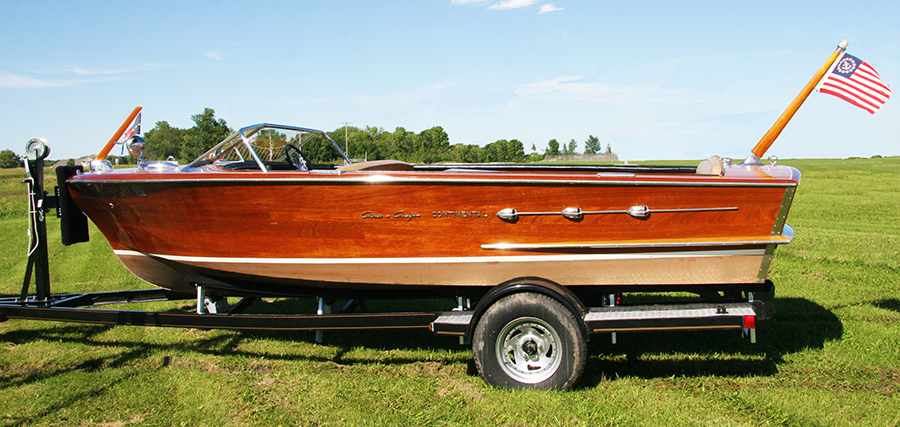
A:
[743, 315, 756, 329]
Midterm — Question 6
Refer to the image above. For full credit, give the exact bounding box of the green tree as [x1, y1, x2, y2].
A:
[0, 149, 20, 168]
[392, 127, 418, 161]
[584, 135, 601, 154]
[450, 144, 484, 163]
[361, 126, 391, 161]
[484, 139, 525, 163]
[181, 108, 231, 162]
[144, 121, 185, 160]
[418, 126, 450, 163]
[563, 139, 578, 155]
[345, 126, 367, 159]
[525, 152, 545, 163]
[299, 134, 344, 164]
[546, 139, 561, 156]
[339, 125, 393, 161]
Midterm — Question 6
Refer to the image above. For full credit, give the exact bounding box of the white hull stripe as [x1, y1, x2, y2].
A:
[113, 249, 765, 265]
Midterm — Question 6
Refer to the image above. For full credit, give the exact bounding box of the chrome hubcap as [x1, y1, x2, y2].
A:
[495, 317, 562, 384]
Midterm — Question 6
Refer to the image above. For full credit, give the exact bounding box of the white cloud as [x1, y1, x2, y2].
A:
[538, 3, 563, 14]
[67, 67, 132, 76]
[515, 75, 585, 97]
[432, 79, 466, 90]
[1, 63, 162, 89]
[454, 0, 560, 14]
[488, 0, 538, 10]
[205, 51, 223, 60]
[510, 75, 678, 110]
[0, 72, 67, 89]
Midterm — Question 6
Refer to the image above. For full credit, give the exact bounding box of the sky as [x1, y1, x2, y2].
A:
[1, 0, 898, 161]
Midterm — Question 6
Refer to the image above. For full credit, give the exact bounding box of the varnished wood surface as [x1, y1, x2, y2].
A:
[68, 164, 799, 292]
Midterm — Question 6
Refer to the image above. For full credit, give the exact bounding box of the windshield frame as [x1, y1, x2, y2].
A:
[187, 123, 353, 172]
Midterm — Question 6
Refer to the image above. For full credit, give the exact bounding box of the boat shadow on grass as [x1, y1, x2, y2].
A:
[0, 297, 842, 390]
[873, 298, 900, 313]
[0, 325, 162, 427]
[579, 297, 843, 387]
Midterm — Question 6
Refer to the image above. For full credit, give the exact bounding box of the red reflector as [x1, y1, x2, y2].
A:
[743, 315, 756, 329]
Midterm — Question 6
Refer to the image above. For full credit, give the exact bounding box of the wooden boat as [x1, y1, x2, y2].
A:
[65, 121, 797, 301]
[67, 40, 873, 303]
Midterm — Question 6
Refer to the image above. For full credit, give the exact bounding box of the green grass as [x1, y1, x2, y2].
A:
[2, 158, 900, 426]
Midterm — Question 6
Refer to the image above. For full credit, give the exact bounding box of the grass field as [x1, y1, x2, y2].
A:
[1, 158, 899, 426]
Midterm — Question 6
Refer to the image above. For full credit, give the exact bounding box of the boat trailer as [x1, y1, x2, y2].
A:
[1, 142, 775, 390]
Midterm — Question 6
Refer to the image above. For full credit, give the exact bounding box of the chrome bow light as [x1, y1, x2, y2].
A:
[128, 136, 146, 163]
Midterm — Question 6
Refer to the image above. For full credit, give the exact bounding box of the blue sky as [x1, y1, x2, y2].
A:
[1, 0, 898, 161]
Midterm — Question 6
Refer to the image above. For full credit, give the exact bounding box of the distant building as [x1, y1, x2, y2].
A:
[51, 156, 93, 169]
[542, 152, 619, 163]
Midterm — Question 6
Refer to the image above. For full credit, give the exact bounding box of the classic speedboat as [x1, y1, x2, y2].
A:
[58, 40, 895, 305]
[64, 120, 798, 301]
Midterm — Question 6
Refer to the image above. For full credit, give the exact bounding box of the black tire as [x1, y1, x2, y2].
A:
[472, 292, 587, 390]
[752, 285, 775, 303]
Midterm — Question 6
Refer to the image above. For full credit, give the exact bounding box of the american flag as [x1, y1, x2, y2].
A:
[118, 112, 142, 142]
[819, 53, 891, 114]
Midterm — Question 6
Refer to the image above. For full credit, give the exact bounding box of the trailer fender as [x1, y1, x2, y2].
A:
[464, 277, 589, 344]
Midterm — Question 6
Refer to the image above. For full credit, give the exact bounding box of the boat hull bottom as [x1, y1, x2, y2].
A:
[113, 248, 772, 299]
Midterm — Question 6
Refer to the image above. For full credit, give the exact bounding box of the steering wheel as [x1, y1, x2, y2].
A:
[284, 143, 308, 171]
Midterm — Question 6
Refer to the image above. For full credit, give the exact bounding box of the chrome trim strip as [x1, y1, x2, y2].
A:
[114, 248, 766, 265]
[72, 176, 800, 188]
[481, 236, 791, 251]
[756, 224, 794, 282]
[597, 172, 636, 177]
[756, 244, 778, 282]
[772, 185, 797, 235]
[496, 206, 739, 221]
[650, 207, 740, 214]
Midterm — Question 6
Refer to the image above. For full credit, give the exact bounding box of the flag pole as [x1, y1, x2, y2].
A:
[742, 40, 848, 165]
[96, 106, 143, 161]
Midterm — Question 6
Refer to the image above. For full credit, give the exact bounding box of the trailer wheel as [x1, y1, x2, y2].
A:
[473, 292, 586, 390]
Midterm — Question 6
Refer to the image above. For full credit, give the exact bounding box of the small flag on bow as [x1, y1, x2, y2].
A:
[118, 112, 142, 143]
[819, 53, 891, 114]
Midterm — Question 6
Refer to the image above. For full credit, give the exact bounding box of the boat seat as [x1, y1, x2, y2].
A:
[221, 161, 339, 172]
[696, 155, 724, 176]
[222, 161, 296, 171]
[338, 160, 415, 171]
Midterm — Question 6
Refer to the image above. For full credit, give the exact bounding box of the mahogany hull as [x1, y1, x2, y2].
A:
[67, 164, 798, 297]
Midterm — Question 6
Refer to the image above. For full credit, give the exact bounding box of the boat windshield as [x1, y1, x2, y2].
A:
[187, 123, 352, 172]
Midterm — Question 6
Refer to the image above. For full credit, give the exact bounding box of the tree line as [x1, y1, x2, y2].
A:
[0, 107, 613, 167]
[140, 108, 536, 164]
[545, 135, 612, 156]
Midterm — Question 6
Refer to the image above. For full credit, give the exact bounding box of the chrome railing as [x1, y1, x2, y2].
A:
[188, 123, 352, 172]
